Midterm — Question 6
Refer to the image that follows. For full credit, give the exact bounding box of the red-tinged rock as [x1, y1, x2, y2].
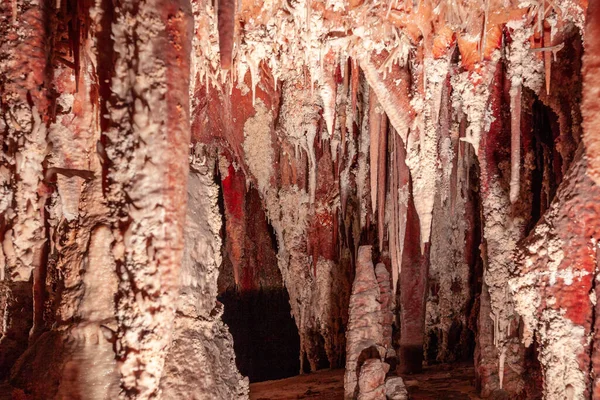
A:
[222, 159, 247, 288]
[582, 0, 600, 186]
[375, 263, 393, 351]
[345, 246, 384, 400]
[0, 0, 50, 379]
[511, 146, 600, 399]
[398, 187, 430, 374]
[357, 359, 387, 400]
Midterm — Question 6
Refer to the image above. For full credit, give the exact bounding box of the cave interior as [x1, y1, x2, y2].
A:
[1, 0, 600, 399]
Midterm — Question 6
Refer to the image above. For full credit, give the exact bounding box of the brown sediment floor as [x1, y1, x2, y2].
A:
[250, 363, 481, 400]
[403, 363, 481, 400]
[250, 369, 344, 400]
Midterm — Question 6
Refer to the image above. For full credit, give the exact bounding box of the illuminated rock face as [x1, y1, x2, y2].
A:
[0, 0, 598, 399]
[344, 246, 384, 400]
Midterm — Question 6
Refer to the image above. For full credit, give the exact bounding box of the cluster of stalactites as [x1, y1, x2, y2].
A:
[191, 0, 588, 396]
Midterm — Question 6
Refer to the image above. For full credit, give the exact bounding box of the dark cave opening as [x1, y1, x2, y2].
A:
[219, 287, 301, 383]
[216, 180, 301, 383]
[527, 98, 561, 232]
[465, 159, 484, 363]
[423, 153, 483, 366]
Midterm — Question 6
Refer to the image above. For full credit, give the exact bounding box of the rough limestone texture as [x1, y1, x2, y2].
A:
[104, 0, 194, 397]
[375, 263, 393, 352]
[510, 146, 600, 400]
[384, 377, 408, 400]
[582, 0, 600, 186]
[3, 3, 121, 399]
[0, 0, 48, 376]
[344, 246, 384, 400]
[2, 0, 249, 398]
[0, 0, 594, 398]
[474, 61, 527, 397]
[160, 154, 249, 399]
[357, 358, 387, 400]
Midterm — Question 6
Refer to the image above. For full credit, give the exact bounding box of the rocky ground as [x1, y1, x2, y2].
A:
[250, 363, 480, 400]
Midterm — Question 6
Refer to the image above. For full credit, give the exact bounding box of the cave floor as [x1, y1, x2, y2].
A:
[249, 362, 481, 399]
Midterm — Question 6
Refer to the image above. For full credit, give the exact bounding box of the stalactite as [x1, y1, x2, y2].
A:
[319, 50, 338, 138]
[357, 77, 372, 230]
[351, 60, 360, 120]
[0, 0, 594, 398]
[231, 74, 351, 375]
[368, 92, 380, 216]
[398, 182, 430, 374]
[377, 113, 387, 250]
[425, 68, 471, 364]
[360, 52, 412, 143]
[221, 158, 246, 287]
[473, 59, 529, 397]
[217, 0, 235, 70]
[394, 133, 409, 295]
[388, 130, 400, 295]
[404, 51, 450, 249]
[339, 60, 350, 171]
[509, 84, 522, 204]
[543, 22, 552, 96]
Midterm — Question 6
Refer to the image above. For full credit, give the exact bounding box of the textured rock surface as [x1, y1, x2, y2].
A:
[384, 377, 408, 400]
[159, 156, 248, 398]
[510, 146, 600, 399]
[375, 263, 393, 352]
[344, 246, 384, 400]
[398, 188, 430, 374]
[581, 0, 600, 186]
[357, 359, 387, 400]
[1, 0, 246, 398]
[0, 0, 596, 399]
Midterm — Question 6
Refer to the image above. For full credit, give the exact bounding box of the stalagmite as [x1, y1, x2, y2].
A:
[357, 359, 387, 400]
[385, 376, 408, 400]
[375, 263, 393, 351]
[0, 0, 595, 398]
[344, 246, 384, 400]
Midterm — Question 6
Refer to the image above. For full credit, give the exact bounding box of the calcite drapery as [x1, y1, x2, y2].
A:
[0, 0, 597, 399]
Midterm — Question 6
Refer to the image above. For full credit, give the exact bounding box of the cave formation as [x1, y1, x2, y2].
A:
[0, 0, 599, 399]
